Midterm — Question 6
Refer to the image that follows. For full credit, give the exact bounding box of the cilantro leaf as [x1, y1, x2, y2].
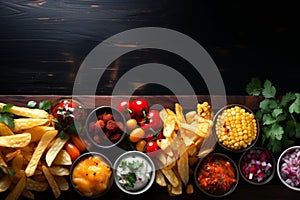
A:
[127, 160, 142, 171]
[0, 104, 13, 113]
[246, 77, 262, 96]
[280, 92, 295, 107]
[270, 123, 284, 140]
[39, 101, 52, 111]
[259, 99, 278, 113]
[289, 94, 300, 114]
[262, 80, 276, 98]
[0, 113, 14, 127]
[262, 114, 276, 125]
[124, 173, 137, 188]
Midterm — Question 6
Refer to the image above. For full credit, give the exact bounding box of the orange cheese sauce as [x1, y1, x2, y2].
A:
[72, 155, 112, 197]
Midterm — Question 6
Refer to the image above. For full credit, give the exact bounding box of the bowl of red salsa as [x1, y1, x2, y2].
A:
[194, 152, 239, 198]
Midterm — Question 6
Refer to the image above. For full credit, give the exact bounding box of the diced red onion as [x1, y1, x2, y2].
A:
[280, 148, 300, 187]
[240, 148, 273, 183]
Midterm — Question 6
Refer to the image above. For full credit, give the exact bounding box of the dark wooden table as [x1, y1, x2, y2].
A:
[0, 95, 299, 199]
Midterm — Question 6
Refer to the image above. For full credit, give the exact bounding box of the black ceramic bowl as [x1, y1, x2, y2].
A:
[85, 106, 126, 149]
[70, 152, 114, 198]
[213, 104, 260, 153]
[239, 147, 275, 185]
[194, 153, 239, 198]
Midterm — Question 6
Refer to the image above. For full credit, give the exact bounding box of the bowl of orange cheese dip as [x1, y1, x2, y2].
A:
[70, 152, 113, 198]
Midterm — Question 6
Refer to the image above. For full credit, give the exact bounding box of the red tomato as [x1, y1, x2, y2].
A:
[145, 132, 154, 142]
[147, 110, 163, 131]
[70, 134, 86, 152]
[146, 141, 159, 154]
[117, 100, 133, 119]
[65, 142, 80, 161]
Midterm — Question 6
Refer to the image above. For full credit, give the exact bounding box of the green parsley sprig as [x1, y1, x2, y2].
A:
[246, 78, 300, 154]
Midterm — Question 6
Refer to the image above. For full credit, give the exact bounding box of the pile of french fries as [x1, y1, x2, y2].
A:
[154, 102, 214, 196]
[0, 103, 72, 200]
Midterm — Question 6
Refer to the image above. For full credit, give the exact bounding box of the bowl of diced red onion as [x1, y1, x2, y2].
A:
[238, 147, 275, 185]
[277, 146, 300, 191]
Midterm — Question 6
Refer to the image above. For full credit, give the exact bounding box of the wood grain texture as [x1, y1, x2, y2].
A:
[0, 95, 299, 199]
[1, 1, 300, 95]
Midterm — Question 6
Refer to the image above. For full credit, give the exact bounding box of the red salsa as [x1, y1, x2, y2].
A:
[197, 154, 237, 195]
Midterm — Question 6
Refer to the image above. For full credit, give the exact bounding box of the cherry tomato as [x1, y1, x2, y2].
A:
[129, 127, 145, 143]
[52, 99, 81, 120]
[136, 140, 147, 152]
[70, 134, 86, 152]
[145, 132, 154, 142]
[131, 99, 149, 120]
[140, 122, 151, 132]
[117, 100, 133, 119]
[146, 141, 159, 154]
[147, 109, 163, 131]
[126, 119, 137, 132]
[65, 142, 80, 161]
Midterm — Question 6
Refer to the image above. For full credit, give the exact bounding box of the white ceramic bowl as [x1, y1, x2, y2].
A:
[113, 151, 155, 195]
[277, 146, 300, 191]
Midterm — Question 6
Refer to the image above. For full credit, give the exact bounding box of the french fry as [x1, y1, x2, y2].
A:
[54, 176, 69, 191]
[163, 115, 176, 138]
[175, 103, 186, 123]
[13, 118, 49, 132]
[180, 123, 207, 137]
[53, 150, 72, 165]
[48, 166, 70, 176]
[161, 168, 179, 188]
[5, 149, 21, 162]
[26, 126, 55, 142]
[26, 178, 48, 192]
[155, 170, 167, 187]
[177, 150, 189, 186]
[12, 153, 24, 173]
[45, 136, 69, 167]
[0, 133, 31, 148]
[157, 138, 173, 157]
[25, 130, 58, 177]
[185, 111, 196, 124]
[21, 189, 35, 200]
[186, 184, 194, 194]
[0, 175, 11, 192]
[0, 123, 14, 136]
[0, 151, 7, 167]
[5, 173, 26, 200]
[0, 103, 49, 119]
[42, 165, 61, 199]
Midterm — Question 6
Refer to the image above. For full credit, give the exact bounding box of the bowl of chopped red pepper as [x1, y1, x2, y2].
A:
[238, 147, 275, 185]
[277, 146, 300, 191]
[85, 106, 126, 149]
[194, 152, 239, 198]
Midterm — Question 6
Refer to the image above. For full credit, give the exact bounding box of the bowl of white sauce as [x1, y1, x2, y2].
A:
[113, 151, 155, 195]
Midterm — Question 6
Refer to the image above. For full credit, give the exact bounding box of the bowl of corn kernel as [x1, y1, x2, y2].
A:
[213, 104, 259, 153]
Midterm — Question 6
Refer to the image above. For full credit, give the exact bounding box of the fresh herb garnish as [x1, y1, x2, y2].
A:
[246, 78, 300, 154]
[124, 173, 137, 188]
[0, 104, 14, 128]
[27, 100, 52, 111]
[127, 160, 142, 171]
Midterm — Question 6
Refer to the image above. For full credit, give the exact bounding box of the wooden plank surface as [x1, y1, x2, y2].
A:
[0, 95, 299, 199]
[1, 1, 299, 95]
[0, 95, 262, 111]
